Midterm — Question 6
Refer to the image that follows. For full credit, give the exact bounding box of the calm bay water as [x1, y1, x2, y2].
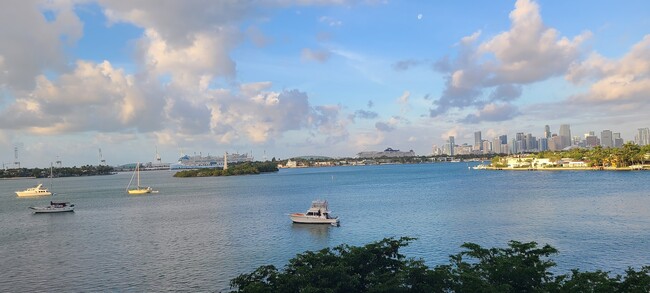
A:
[1, 163, 649, 292]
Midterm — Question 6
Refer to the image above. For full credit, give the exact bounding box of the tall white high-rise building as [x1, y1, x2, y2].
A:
[613, 133, 624, 148]
[474, 131, 482, 151]
[448, 136, 455, 156]
[544, 125, 551, 138]
[601, 130, 613, 148]
[492, 137, 502, 154]
[431, 144, 443, 156]
[559, 124, 572, 149]
[637, 128, 650, 146]
[482, 140, 491, 154]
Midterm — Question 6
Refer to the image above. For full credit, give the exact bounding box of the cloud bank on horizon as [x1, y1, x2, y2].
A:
[0, 0, 648, 166]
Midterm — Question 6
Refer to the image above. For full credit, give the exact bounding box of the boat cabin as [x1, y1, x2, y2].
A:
[50, 201, 72, 208]
[306, 200, 334, 219]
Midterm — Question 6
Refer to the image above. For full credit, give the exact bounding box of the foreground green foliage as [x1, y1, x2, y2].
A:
[173, 162, 279, 177]
[230, 238, 650, 292]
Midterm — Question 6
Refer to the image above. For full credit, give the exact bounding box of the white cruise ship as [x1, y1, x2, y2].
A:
[169, 152, 253, 170]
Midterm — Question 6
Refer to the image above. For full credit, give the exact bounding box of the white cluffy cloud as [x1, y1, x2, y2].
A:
[567, 35, 650, 106]
[431, 0, 590, 123]
[0, 1, 353, 151]
[0, 60, 164, 134]
[0, 0, 83, 90]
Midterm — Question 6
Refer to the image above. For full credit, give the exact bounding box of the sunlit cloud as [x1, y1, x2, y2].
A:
[430, 0, 590, 123]
[301, 48, 332, 63]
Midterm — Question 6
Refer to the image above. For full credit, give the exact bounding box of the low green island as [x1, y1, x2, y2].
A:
[230, 237, 650, 293]
[0, 165, 115, 179]
[173, 161, 279, 177]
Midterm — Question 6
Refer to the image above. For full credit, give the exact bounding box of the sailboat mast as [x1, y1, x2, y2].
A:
[50, 162, 53, 191]
[136, 162, 140, 188]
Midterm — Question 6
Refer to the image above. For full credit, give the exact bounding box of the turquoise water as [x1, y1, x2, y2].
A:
[1, 163, 649, 291]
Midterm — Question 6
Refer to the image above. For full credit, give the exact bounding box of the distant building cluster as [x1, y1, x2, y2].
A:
[433, 125, 650, 156]
[357, 147, 416, 159]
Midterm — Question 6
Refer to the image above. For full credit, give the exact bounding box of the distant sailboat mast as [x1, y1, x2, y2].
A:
[155, 146, 162, 164]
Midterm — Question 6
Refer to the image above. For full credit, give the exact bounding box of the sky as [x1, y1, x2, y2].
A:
[1, 0, 649, 167]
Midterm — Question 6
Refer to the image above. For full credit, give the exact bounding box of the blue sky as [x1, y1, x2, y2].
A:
[1, 0, 649, 167]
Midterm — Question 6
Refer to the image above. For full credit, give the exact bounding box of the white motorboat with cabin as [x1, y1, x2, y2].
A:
[30, 201, 74, 213]
[16, 165, 56, 197]
[472, 164, 488, 170]
[15, 184, 52, 197]
[290, 200, 340, 226]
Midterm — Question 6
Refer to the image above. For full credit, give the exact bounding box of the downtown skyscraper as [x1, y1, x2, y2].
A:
[637, 128, 650, 146]
[601, 130, 613, 148]
[559, 124, 572, 149]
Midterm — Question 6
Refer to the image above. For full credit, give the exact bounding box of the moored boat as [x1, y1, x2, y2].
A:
[15, 184, 52, 197]
[30, 201, 74, 213]
[127, 162, 157, 194]
[290, 200, 340, 226]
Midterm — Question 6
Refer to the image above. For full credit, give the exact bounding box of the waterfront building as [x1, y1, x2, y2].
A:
[431, 144, 443, 156]
[448, 136, 455, 156]
[585, 135, 600, 147]
[498, 142, 509, 155]
[559, 124, 572, 149]
[514, 133, 525, 152]
[525, 133, 537, 151]
[637, 128, 650, 146]
[549, 135, 562, 151]
[442, 143, 451, 156]
[454, 144, 473, 155]
[492, 137, 502, 154]
[539, 137, 548, 151]
[482, 140, 492, 154]
[511, 138, 525, 154]
[613, 133, 624, 148]
[544, 125, 551, 138]
[357, 147, 416, 158]
[601, 130, 613, 148]
[474, 131, 482, 151]
[499, 135, 508, 145]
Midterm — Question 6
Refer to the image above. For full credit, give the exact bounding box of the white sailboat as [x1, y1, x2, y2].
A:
[126, 162, 157, 194]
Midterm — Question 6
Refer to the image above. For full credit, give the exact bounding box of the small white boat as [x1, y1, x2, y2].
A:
[290, 200, 340, 226]
[30, 201, 75, 213]
[15, 184, 53, 197]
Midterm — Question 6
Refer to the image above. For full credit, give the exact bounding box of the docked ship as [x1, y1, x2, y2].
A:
[169, 152, 253, 170]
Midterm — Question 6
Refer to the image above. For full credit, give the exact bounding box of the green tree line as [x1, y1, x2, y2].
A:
[230, 237, 650, 292]
[0, 165, 114, 178]
[173, 162, 279, 177]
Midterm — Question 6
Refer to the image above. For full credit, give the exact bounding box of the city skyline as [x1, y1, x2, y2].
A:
[1, 0, 649, 167]
[436, 123, 650, 156]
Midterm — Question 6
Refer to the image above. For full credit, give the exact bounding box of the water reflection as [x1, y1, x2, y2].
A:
[291, 223, 333, 239]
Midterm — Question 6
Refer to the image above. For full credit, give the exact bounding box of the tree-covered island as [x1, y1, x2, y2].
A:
[230, 237, 650, 292]
[0, 165, 115, 179]
[173, 161, 279, 177]
[489, 143, 650, 170]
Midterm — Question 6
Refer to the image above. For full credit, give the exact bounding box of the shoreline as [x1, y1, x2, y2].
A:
[483, 166, 648, 171]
